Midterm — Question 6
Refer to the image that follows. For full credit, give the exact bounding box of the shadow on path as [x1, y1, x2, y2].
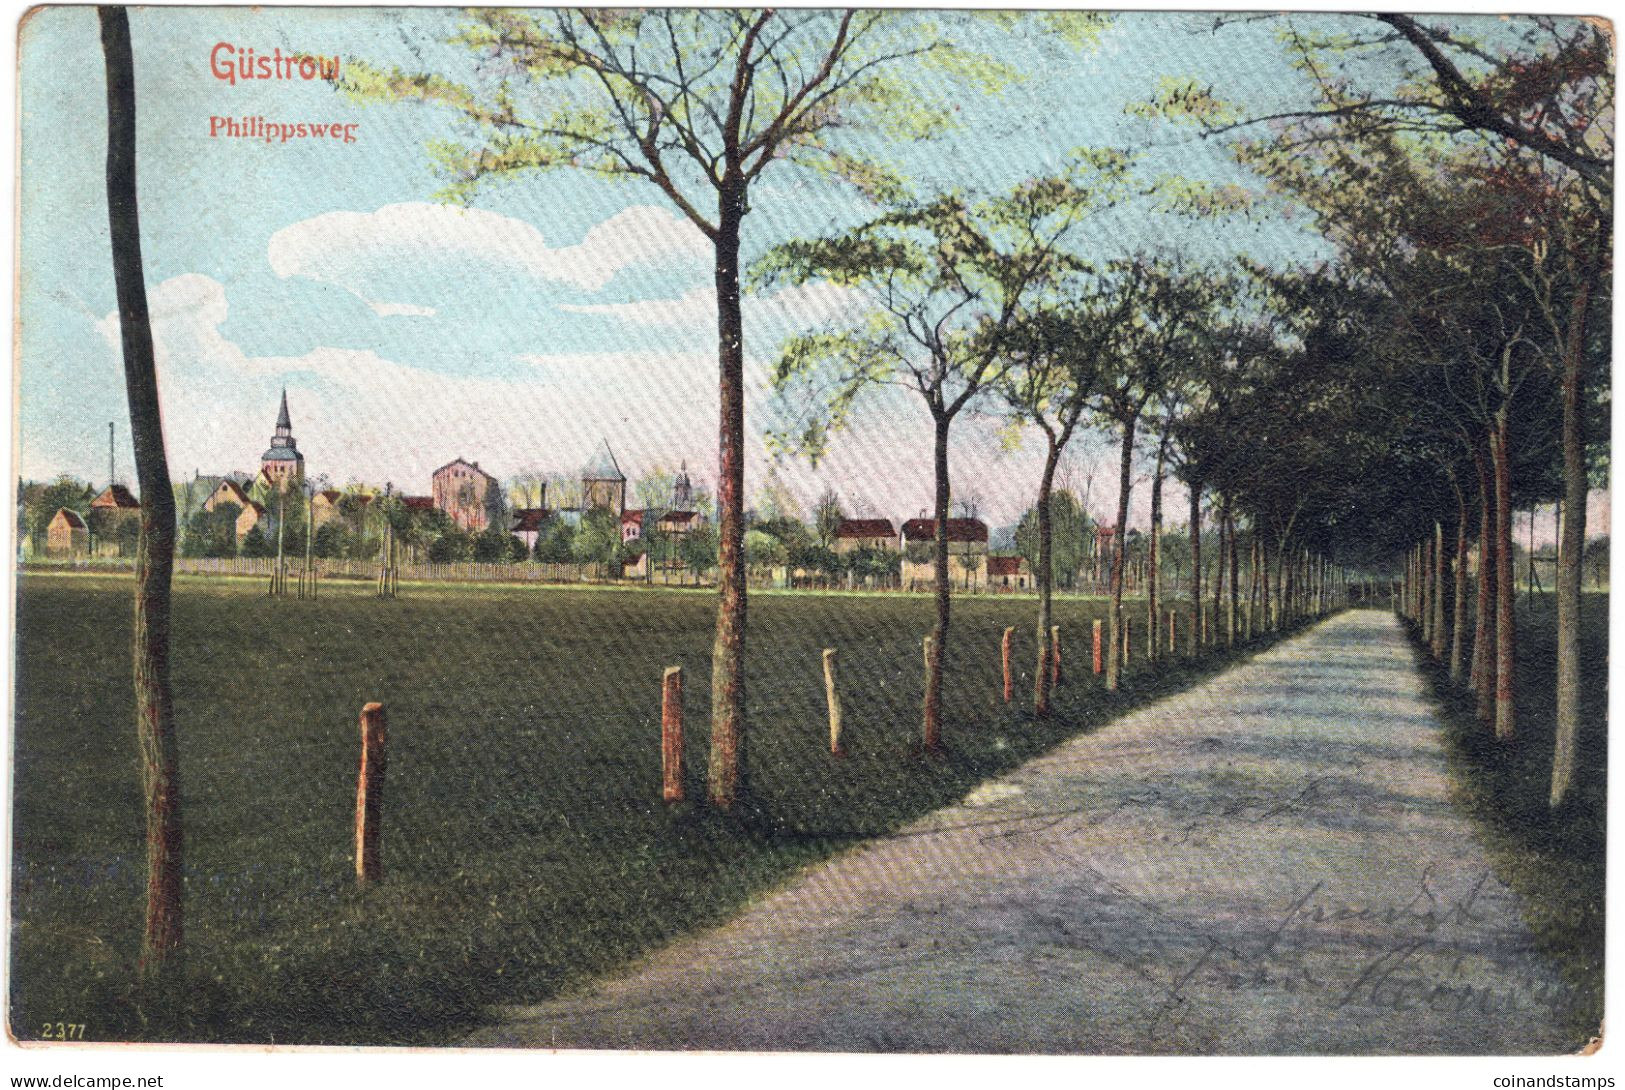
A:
[467, 611, 1575, 1055]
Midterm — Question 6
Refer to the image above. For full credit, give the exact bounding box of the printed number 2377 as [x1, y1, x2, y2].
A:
[40, 1022, 87, 1040]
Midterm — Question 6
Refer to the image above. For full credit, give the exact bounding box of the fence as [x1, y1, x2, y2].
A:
[21, 554, 644, 586]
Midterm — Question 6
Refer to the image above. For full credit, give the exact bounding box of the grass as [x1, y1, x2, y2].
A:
[10, 573, 1296, 1046]
[1404, 592, 1607, 1045]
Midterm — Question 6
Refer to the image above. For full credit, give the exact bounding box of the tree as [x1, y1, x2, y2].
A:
[314, 520, 349, 559]
[1147, 14, 1612, 195]
[635, 468, 680, 514]
[24, 475, 94, 553]
[575, 507, 620, 575]
[764, 159, 1125, 747]
[534, 519, 576, 564]
[340, 10, 1067, 808]
[1092, 257, 1219, 691]
[240, 524, 272, 558]
[99, 4, 181, 975]
[427, 525, 474, 563]
[806, 488, 841, 549]
[997, 281, 1128, 714]
[681, 523, 720, 579]
[473, 524, 515, 562]
[1014, 490, 1090, 591]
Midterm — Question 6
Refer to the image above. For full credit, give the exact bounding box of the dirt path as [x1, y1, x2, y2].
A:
[468, 611, 1575, 1054]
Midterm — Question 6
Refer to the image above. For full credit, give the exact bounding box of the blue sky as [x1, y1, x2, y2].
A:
[18, 7, 1542, 531]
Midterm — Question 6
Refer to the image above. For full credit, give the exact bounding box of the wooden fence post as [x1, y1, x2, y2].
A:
[823, 649, 844, 756]
[1001, 627, 1014, 703]
[1168, 611, 1177, 654]
[1092, 620, 1103, 676]
[1050, 625, 1062, 686]
[1122, 615, 1131, 667]
[662, 666, 684, 802]
[355, 703, 387, 886]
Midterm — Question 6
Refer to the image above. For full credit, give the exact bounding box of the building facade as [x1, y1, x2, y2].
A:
[834, 518, 896, 554]
[431, 458, 501, 531]
[46, 508, 88, 556]
[582, 440, 627, 513]
[900, 517, 990, 590]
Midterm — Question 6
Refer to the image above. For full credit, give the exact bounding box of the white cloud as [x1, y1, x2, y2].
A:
[267, 202, 711, 311]
[558, 280, 861, 336]
[368, 301, 437, 318]
[88, 275, 1146, 532]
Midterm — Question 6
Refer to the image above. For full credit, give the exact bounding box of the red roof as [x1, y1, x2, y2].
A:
[316, 489, 342, 504]
[512, 508, 555, 532]
[622, 509, 644, 526]
[91, 484, 140, 509]
[51, 507, 86, 530]
[402, 495, 435, 511]
[661, 510, 699, 525]
[987, 556, 1024, 577]
[431, 458, 497, 483]
[900, 517, 987, 544]
[836, 518, 894, 538]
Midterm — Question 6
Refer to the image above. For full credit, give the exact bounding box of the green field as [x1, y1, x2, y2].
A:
[11, 573, 1289, 1045]
[1410, 593, 1609, 1043]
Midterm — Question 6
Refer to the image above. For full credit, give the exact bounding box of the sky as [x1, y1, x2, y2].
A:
[15, 7, 1606, 540]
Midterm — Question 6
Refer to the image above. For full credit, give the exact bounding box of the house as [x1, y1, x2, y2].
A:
[431, 458, 501, 531]
[511, 507, 556, 551]
[203, 478, 252, 514]
[89, 484, 140, 556]
[402, 495, 435, 512]
[259, 389, 305, 490]
[900, 517, 990, 590]
[582, 439, 627, 514]
[90, 483, 139, 514]
[46, 508, 88, 556]
[237, 501, 266, 543]
[311, 489, 344, 527]
[987, 555, 1031, 591]
[834, 518, 895, 553]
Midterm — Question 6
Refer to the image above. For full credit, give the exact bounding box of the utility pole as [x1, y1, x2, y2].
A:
[108, 422, 115, 488]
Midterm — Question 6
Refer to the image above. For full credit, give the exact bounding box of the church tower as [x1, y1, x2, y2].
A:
[673, 461, 694, 511]
[260, 389, 305, 490]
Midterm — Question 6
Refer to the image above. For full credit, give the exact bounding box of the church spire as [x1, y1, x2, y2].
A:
[276, 387, 291, 432]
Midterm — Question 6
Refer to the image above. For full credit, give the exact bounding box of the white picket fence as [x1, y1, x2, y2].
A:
[22, 554, 646, 586]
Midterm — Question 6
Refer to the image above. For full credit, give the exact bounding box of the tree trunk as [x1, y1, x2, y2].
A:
[1147, 435, 1165, 663]
[100, 4, 182, 976]
[1471, 448, 1497, 724]
[1432, 520, 1448, 660]
[1420, 536, 1433, 646]
[1227, 512, 1239, 645]
[925, 412, 952, 749]
[1189, 480, 1203, 656]
[708, 193, 748, 807]
[1451, 490, 1469, 683]
[1106, 416, 1135, 691]
[1551, 270, 1593, 807]
[1033, 436, 1060, 717]
[1490, 416, 1516, 740]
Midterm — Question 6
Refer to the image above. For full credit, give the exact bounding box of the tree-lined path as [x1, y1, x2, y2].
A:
[469, 611, 1571, 1054]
